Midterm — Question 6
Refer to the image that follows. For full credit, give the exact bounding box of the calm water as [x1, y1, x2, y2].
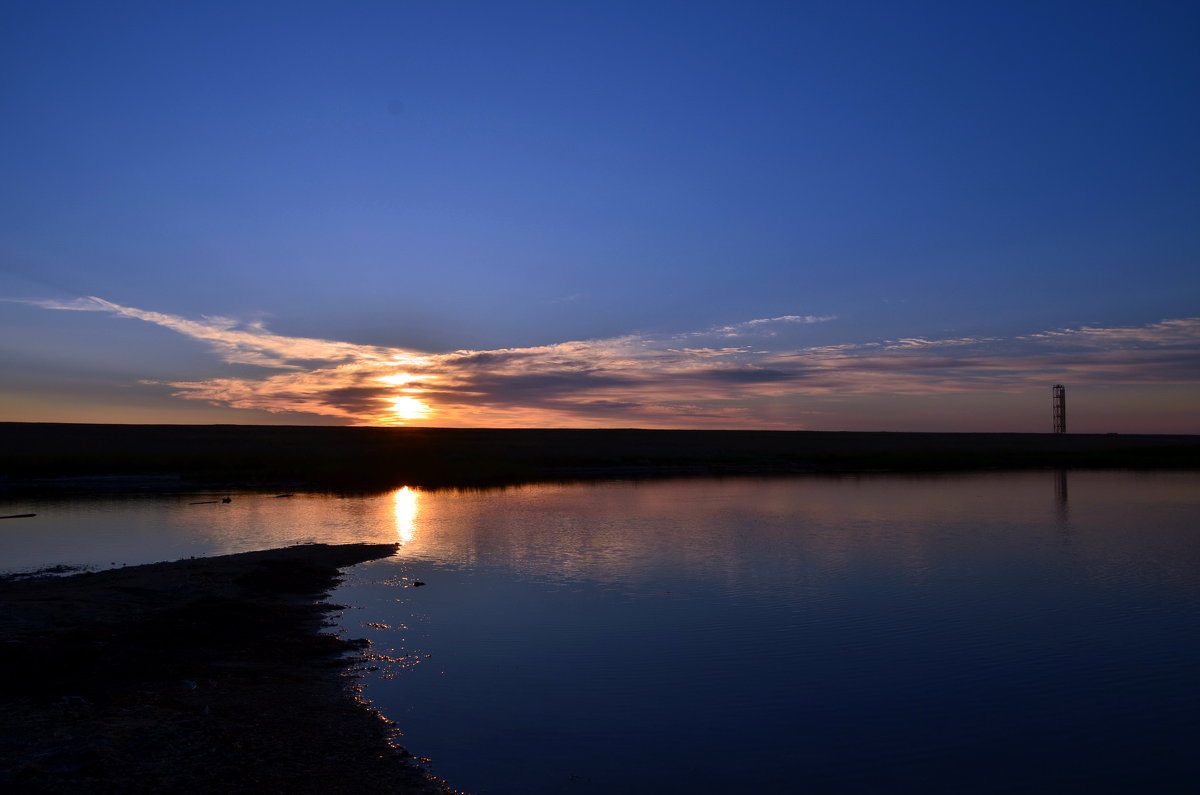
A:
[3, 472, 1199, 793]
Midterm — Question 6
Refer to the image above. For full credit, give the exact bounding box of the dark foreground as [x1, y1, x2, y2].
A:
[3, 423, 1198, 492]
[0, 544, 452, 794]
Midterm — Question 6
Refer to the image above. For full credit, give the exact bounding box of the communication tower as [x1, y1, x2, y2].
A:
[1052, 384, 1066, 433]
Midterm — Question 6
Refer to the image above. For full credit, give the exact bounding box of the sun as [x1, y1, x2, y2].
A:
[387, 395, 432, 422]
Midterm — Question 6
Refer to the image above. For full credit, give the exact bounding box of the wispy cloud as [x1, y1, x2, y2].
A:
[18, 297, 1200, 427]
[21, 296, 417, 369]
[679, 314, 838, 339]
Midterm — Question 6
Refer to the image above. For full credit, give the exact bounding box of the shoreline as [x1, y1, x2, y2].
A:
[0, 543, 453, 794]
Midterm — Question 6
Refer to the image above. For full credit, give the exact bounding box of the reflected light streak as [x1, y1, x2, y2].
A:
[393, 486, 420, 545]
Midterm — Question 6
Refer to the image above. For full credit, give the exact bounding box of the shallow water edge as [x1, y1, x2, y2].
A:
[0, 543, 452, 794]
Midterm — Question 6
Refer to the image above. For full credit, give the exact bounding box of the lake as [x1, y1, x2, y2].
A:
[3, 471, 1199, 793]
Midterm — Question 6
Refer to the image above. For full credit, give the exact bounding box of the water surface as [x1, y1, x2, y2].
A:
[0, 490, 398, 573]
[333, 472, 1200, 794]
[3, 472, 1198, 793]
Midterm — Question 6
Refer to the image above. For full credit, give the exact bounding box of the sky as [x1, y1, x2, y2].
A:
[1, 1, 1198, 432]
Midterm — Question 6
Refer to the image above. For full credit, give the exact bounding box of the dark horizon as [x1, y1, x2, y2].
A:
[4, 422, 1197, 493]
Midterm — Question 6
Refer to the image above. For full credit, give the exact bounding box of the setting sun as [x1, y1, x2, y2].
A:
[386, 394, 431, 422]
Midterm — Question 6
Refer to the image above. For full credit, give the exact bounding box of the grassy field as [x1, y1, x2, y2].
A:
[4, 423, 1198, 492]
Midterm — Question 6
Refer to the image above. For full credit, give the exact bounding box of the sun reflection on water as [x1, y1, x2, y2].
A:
[393, 486, 420, 545]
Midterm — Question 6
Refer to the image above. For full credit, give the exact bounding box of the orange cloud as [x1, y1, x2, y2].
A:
[20, 297, 1200, 427]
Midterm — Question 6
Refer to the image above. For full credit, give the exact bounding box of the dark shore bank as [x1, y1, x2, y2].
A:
[0, 543, 452, 794]
[3, 423, 1198, 493]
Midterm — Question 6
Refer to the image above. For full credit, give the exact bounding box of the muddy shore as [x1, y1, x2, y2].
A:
[0, 543, 453, 794]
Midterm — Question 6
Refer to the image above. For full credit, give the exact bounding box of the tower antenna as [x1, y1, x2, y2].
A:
[1052, 384, 1066, 433]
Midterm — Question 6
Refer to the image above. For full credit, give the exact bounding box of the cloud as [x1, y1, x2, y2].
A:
[14, 296, 414, 369]
[680, 314, 839, 340]
[882, 336, 999, 350]
[720, 314, 837, 330]
[18, 296, 1200, 427]
[696, 368, 801, 384]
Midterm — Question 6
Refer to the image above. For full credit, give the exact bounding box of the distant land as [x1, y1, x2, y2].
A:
[3, 423, 1198, 493]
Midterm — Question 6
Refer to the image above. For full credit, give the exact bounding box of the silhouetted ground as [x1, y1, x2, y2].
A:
[0, 543, 454, 794]
[2, 423, 1198, 493]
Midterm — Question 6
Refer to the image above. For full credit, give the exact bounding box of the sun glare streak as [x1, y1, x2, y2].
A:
[393, 486, 419, 545]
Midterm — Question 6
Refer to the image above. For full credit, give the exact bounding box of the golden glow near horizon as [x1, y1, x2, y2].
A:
[387, 394, 432, 422]
[393, 486, 419, 545]
[21, 297, 1200, 432]
[376, 373, 433, 423]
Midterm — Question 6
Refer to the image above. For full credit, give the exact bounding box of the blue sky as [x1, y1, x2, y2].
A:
[2, 1, 1198, 431]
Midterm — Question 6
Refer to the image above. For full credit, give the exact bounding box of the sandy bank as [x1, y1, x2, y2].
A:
[0, 543, 453, 794]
